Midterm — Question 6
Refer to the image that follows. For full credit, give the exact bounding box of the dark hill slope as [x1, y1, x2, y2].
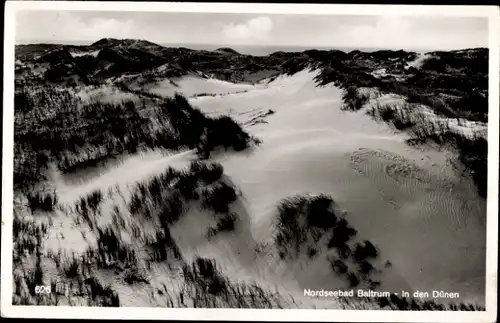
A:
[15, 39, 488, 106]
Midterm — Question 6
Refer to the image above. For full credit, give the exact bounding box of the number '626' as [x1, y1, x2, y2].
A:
[35, 285, 51, 294]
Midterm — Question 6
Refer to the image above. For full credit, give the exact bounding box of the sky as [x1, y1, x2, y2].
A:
[15, 10, 489, 51]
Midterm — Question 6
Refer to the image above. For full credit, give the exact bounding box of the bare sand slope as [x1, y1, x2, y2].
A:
[187, 70, 486, 305]
[52, 150, 193, 206]
[148, 76, 257, 98]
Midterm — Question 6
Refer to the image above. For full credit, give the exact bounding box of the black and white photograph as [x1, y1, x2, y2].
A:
[2, 2, 498, 322]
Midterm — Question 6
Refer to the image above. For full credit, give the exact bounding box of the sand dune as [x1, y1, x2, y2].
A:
[148, 76, 257, 98]
[40, 69, 486, 308]
[189, 70, 485, 304]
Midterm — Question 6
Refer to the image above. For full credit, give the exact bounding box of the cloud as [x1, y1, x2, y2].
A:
[222, 16, 273, 43]
[15, 11, 487, 50]
[333, 16, 486, 50]
[16, 11, 138, 42]
[335, 16, 414, 48]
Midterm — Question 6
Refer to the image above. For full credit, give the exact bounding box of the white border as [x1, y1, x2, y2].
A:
[2, 2, 499, 322]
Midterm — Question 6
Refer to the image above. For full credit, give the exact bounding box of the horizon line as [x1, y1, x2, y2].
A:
[14, 38, 488, 53]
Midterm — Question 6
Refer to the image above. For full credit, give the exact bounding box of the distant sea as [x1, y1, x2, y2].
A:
[160, 43, 374, 56]
[159, 43, 437, 56]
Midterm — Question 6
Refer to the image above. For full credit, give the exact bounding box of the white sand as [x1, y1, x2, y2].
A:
[69, 50, 100, 58]
[405, 53, 433, 70]
[75, 85, 143, 104]
[42, 69, 486, 307]
[147, 76, 258, 98]
[191, 70, 486, 305]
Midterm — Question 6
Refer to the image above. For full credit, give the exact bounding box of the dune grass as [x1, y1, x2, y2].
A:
[366, 102, 417, 130]
[366, 99, 487, 198]
[12, 158, 245, 306]
[26, 190, 58, 212]
[13, 86, 257, 195]
[341, 86, 369, 111]
[11, 85, 257, 299]
[201, 182, 238, 214]
[174, 256, 291, 308]
[272, 192, 485, 310]
[12, 46, 488, 310]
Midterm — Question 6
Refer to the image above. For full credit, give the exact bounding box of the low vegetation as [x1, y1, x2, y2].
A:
[175, 256, 290, 308]
[367, 101, 487, 198]
[159, 94, 258, 158]
[12, 41, 487, 310]
[207, 212, 238, 239]
[26, 190, 58, 212]
[341, 86, 369, 111]
[366, 102, 416, 130]
[373, 293, 485, 311]
[14, 87, 257, 195]
[12, 157, 244, 306]
[274, 194, 338, 259]
[201, 182, 238, 213]
[272, 193, 382, 291]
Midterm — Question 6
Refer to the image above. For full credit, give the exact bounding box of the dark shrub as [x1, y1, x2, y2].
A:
[24, 260, 45, 297]
[176, 173, 200, 200]
[189, 161, 224, 184]
[159, 193, 184, 225]
[195, 257, 216, 278]
[330, 258, 348, 275]
[353, 240, 378, 262]
[380, 105, 395, 121]
[275, 194, 348, 258]
[368, 279, 381, 289]
[327, 219, 357, 250]
[123, 267, 148, 285]
[27, 191, 58, 212]
[347, 272, 360, 288]
[307, 247, 317, 258]
[392, 117, 415, 130]
[207, 212, 238, 239]
[148, 228, 182, 262]
[15, 90, 34, 113]
[206, 116, 251, 152]
[342, 86, 360, 102]
[389, 294, 409, 310]
[341, 86, 369, 111]
[86, 190, 103, 211]
[64, 254, 81, 278]
[305, 194, 337, 229]
[276, 196, 306, 230]
[128, 192, 143, 216]
[84, 277, 120, 307]
[160, 94, 256, 156]
[216, 212, 237, 232]
[450, 93, 488, 122]
[95, 226, 137, 269]
[377, 296, 391, 308]
[357, 260, 375, 275]
[201, 182, 237, 213]
[188, 257, 229, 296]
[274, 195, 309, 254]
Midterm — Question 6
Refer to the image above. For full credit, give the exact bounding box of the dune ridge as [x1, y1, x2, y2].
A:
[12, 40, 488, 310]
